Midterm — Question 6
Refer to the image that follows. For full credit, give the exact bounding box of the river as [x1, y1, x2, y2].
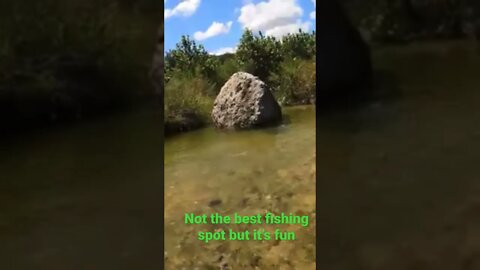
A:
[164, 106, 316, 269]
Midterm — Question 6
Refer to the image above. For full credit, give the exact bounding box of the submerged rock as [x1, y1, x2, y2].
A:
[211, 72, 282, 129]
[208, 199, 222, 207]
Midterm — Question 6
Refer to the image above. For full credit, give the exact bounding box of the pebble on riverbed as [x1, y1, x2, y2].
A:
[208, 199, 222, 207]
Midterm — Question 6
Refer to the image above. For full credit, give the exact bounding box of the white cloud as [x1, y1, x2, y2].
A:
[266, 21, 311, 38]
[310, 0, 315, 20]
[238, 0, 310, 38]
[194, 21, 233, 41]
[211, 47, 237, 55]
[165, 0, 201, 19]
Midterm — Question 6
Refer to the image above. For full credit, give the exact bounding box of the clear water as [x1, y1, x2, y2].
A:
[164, 106, 316, 269]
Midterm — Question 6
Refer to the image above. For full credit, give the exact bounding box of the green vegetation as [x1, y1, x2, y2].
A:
[164, 29, 316, 135]
[269, 59, 316, 106]
[164, 74, 213, 135]
[236, 31, 284, 82]
[0, 0, 160, 134]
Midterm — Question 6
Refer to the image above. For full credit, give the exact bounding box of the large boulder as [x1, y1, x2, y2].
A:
[318, 0, 373, 102]
[211, 72, 282, 129]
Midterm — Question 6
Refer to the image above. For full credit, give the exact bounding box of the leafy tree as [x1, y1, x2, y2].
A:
[165, 35, 218, 82]
[281, 30, 316, 60]
[235, 29, 283, 81]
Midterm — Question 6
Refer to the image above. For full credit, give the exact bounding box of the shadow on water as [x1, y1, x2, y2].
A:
[259, 113, 293, 135]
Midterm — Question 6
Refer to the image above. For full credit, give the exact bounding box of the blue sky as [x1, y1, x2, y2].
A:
[164, 0, 316, 55]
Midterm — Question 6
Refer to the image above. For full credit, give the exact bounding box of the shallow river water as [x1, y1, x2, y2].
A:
[164, 106, 316, 269]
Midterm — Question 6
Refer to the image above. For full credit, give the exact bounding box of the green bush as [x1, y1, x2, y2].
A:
[164, 74, 214, 129]
[165, 35, 218, 83]
[281, 30, 316, 60]
[236, 29, 283, 81]
[213, 57, 241, 90]
[269, 59, 316, 106]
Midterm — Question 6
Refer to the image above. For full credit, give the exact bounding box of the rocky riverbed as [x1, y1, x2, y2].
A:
[165, 153, 316, 270]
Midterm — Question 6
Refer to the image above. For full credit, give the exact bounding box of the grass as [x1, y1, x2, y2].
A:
[164, 74, 214, 135]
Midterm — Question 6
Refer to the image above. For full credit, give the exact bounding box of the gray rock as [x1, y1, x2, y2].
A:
[211, 72, 282, 129]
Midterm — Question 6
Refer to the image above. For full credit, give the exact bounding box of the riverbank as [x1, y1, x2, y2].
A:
[164, 37, 480, 137]
[164, 59, 316, 137]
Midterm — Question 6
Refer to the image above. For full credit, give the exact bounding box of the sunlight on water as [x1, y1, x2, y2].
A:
[164, 106, 316, 269]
